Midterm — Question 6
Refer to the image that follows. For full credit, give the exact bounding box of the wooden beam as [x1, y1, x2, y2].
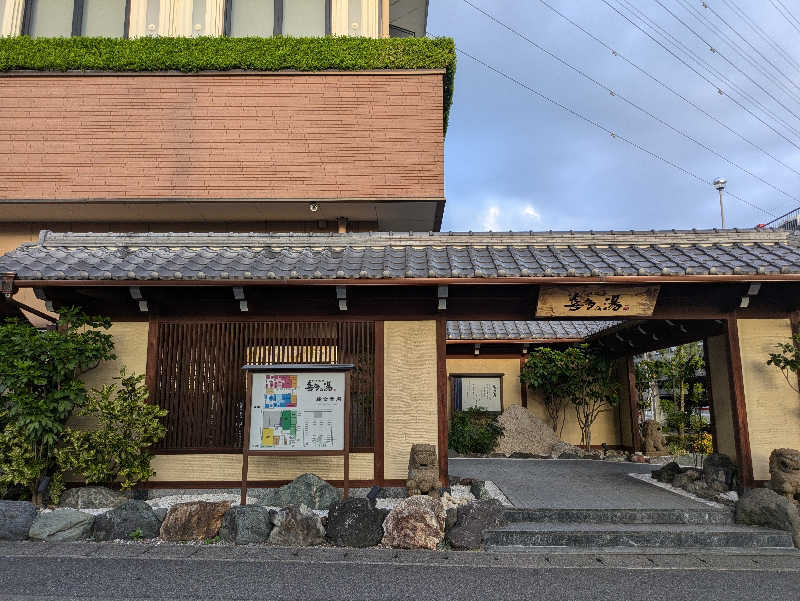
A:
[726, 316, 754, 487]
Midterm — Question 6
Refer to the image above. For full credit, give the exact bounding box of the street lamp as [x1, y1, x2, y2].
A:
[713, 177, 727, 229]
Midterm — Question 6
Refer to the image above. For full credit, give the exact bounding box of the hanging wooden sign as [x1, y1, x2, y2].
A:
[536, 285, 660, 317]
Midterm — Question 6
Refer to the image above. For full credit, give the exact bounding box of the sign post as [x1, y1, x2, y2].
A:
[240, 363, 353, 506]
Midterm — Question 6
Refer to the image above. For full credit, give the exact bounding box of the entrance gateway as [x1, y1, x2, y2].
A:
[1, 228, 799, 488]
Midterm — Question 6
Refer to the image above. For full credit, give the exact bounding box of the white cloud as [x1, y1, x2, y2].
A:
[479, 199, 543, 231]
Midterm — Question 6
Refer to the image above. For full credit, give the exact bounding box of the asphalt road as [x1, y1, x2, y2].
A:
[1, 543, 799, 601]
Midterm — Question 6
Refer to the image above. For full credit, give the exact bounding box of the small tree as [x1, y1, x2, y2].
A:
[652, 343, 704, 441]
[520, 347, 571, 436]
[56, 370, 167, 490]
[767, 334, 800, 393]
[0, 308, 115, 504]
[562, 346, 620, 451]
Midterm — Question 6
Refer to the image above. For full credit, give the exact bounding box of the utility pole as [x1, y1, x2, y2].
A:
[713, 177, 727, 228]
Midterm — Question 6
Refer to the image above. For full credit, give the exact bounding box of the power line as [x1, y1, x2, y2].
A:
[769, 0, 800, 36]
[702, 0, 800, 101]
[601, 0, 800, 153]
[653, 0, 800, 128]
[533, 0, 800, 179]
[679, 0, 800, 108]
[437, 39, 776, 219]
[616, 0, 800, 143]
[721, 0, 800, 71]
[459, 0, 800, 207]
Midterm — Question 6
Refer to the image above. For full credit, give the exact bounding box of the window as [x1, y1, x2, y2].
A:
[282, 0, 325, 37]
[25, 0, 73, 37]
[451, 374, 503, 413]
[227, 0, 275, 37]
[81, 0, 126, 37]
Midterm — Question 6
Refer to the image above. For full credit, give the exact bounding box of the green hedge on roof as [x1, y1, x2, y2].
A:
[0, 35, 456, 132]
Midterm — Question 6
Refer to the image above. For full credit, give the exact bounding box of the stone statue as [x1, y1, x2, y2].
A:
[407, 443, 441, 498]
[641, 420, 667, 455]
[769, 448, 800, 505]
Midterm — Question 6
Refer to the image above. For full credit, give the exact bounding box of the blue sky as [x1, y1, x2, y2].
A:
[428, 0, 800, 231]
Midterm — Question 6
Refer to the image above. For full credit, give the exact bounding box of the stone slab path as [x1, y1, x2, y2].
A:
[449, 458, 711, 509]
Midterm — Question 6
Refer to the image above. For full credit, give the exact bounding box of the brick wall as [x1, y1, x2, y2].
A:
[0, 71, 444, 201]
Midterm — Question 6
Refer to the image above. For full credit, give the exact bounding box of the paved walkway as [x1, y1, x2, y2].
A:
[449, 458, 710, 509]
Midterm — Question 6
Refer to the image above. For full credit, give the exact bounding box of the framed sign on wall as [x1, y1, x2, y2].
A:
[536, 285, 660, 317]
[240, 363, 353, 505]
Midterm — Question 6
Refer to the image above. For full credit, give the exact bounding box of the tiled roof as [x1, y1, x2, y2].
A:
[446, 320, 620, 341]
[2, 229, 800, 281]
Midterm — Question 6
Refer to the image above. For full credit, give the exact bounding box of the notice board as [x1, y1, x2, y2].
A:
[248, 371, 346, 452]
[240, 364, 353, 505]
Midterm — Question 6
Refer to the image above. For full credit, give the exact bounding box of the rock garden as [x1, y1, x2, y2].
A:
[1, 448, 511, 551]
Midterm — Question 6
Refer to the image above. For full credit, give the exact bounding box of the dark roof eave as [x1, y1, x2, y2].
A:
[11, 274, 800, 286]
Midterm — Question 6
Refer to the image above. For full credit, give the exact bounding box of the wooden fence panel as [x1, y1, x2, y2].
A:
[152, 320, 375, 452]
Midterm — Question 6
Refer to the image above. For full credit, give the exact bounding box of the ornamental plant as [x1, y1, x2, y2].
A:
[562, 346, 620, 451]
[0, 307, 115, 505]
[56, 370, 167, 490]
[448, 408, 503, 455]
[766, 334, 800, 393]
[520, 347, 572, 436]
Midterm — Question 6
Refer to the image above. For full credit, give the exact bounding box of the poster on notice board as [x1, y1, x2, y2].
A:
[248, 371, 345, 452]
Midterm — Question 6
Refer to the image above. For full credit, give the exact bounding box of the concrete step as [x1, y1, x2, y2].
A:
[484, 522, 794, 549]
[503, 507, 734, 525]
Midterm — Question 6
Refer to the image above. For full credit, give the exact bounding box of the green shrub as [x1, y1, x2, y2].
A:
[448, 408, 503, 455]
[0, 36, 456, 132]
[55, 369, 167, 490]
[0, 307, 116, 505]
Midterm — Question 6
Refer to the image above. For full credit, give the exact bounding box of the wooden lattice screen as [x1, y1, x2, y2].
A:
[151, 320, 375, 452]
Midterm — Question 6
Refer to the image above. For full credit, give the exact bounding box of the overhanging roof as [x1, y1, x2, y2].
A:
[2, 229, 800, 283]
[446, 320, 620, 342]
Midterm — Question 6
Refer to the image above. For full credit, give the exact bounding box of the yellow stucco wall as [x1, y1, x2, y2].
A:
[706, 334, 737, 461]
[149, 453, 374, 482]
[447, 356, 621, 446]
[80, 321, 150, 391]
[738, 318, 800, 480]
[446, 357, 522, 419]
[384, 320, 438, 480]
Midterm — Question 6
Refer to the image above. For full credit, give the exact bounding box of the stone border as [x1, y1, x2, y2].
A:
[627, 472, 726, 509]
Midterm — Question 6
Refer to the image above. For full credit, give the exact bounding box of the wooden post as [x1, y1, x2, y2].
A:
[343, 371, 350, 499]
[436, 317, 448, 487]
[626, 355, 641, 453]
[381, 0, 389, 38]
[240, 371, 253, 506]
[374, 322, 385, 485]
[726, 316, 754, 487]
[520, 355, 528, 408]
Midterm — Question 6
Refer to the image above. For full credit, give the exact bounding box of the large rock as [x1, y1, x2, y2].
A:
[703, 453, 738, 492]
[260, 474, 341, 510]
[769, 448, 800, 505]
[29, 510, 94, 542]
[268, 504, 325, 546]
[0, 501, 37, 541]
[159, 501, 231, 542]
[736, 488, 800, 548]
[652, 461, 684, 484]
[494, 406, 564, 457]
[219, 506, 274, 545]
[59, 486, 129, 510]
[672, 469, 717, 499]
[325, 498, 386, 548]
[470, 481, 492, 501]
[445, 499, 506, 550]
[93, 500, 162, 541]
[382, 495, 445, 550]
